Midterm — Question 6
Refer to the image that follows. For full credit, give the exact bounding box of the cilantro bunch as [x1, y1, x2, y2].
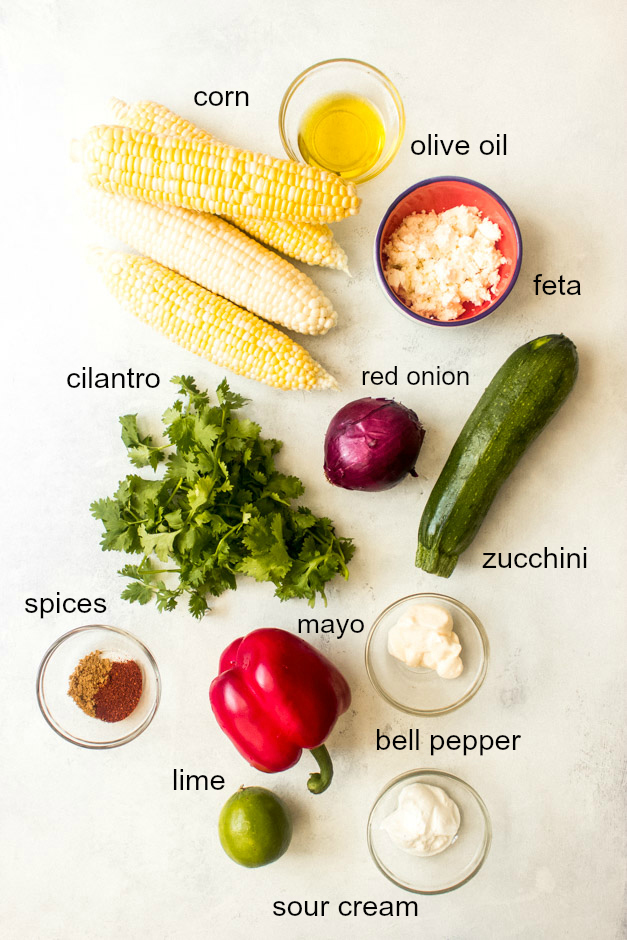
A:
[91, 377, 355, 619]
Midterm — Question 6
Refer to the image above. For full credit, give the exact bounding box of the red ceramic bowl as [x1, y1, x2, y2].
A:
[375, 177, 522, 326]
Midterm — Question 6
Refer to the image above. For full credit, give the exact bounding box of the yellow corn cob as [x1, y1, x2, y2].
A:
[76, 125, 360, 223]
[86, 189, 337, 335]
[227, 217, 349, 272]
[91, 250, 337, 391]
[110, 98, 349, 272]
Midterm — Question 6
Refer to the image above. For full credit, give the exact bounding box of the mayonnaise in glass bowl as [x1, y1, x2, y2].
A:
[368, 769, 491, 894]
[365, 593, 488, 716]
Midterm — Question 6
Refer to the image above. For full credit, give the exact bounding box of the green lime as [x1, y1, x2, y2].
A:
[218, 786, 292, 868]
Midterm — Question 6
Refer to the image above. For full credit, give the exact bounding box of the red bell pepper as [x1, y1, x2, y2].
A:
[210, 628, 351, 794]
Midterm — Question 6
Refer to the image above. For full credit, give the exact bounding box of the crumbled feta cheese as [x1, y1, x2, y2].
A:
[383, 205, 508, 320]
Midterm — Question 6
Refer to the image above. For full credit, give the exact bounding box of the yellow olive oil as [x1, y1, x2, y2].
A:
[297, 93, 385, 179]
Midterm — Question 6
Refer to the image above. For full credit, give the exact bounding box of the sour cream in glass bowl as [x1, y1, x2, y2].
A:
[368, 769, 491, 894]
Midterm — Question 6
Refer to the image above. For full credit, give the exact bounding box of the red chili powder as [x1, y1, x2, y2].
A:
[94, 660, 143, 722]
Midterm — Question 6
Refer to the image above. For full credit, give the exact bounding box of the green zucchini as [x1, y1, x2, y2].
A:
[416, 334, 579, 577]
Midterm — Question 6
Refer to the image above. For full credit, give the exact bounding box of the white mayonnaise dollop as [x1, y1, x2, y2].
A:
[381, 782, 461, 857]
[387, 603, 463, 679]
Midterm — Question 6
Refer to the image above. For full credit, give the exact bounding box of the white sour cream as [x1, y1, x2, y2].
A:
[387, 603, 463, 679]
[381, 782, 461, 857]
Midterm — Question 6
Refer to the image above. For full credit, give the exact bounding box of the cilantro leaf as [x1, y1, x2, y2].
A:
[216, 378, 249, 411]
[238, 514, 292, 583]
[171, 375, 210, 409]
[188, 592, 209, 619]
[155, 584, 182, 612]
[138, 526, 179, 562]
[119, 414, 165, 470]
[90, 497, 138, 552]
[187, 477, 214, 513]
[194, 419, 221, 453]
[120, 581, 155, 605]
[165, 450, 199, 482]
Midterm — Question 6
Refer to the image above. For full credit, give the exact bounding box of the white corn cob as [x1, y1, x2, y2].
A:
[86, 189, 337, 335]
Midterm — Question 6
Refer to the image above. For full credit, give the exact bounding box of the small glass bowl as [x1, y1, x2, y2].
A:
[365, 593, 488, 716]
[368, 769, 491, 894]
[37, 625, 160, 748]
[279, 58, 405, 184]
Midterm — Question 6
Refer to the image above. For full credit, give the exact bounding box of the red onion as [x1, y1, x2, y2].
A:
[323, 398, 425, 491]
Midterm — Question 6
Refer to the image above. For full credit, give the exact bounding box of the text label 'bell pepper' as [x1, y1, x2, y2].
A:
[210, 629, 351, 794]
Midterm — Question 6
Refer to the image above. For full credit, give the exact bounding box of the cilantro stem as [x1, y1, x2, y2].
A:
[162, 478, 183, 510]
[212, 521, 243, 559]
[207, 401, 229, 489]
[135, 556, 181, 577]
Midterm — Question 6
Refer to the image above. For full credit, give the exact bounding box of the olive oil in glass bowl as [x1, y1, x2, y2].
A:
[297, 93, 385, 180]
[280, 59, 405, 184]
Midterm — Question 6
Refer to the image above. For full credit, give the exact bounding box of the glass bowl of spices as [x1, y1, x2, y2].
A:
[279, 59, 405, 184]
[37, 625, 160, 748]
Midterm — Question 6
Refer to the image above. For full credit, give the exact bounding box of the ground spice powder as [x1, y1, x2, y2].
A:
[68, 650, 112, 716]
[94, 660, 143, 722]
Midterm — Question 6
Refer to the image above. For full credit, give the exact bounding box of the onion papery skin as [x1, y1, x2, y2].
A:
[323, 397, 425, 491]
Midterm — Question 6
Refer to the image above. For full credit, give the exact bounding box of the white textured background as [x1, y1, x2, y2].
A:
[1, 1, 625, 938]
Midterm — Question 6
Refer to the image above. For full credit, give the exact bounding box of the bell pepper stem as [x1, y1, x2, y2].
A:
[307, 745, 334, 794]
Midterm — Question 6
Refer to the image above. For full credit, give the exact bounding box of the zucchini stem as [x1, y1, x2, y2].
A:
[415, 543, 458, 578]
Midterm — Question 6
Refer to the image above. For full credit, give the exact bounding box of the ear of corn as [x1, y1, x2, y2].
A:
[110, 98, 349, 272]
[91, 250, 337, 391]
[86, 189, 337, 335]
[76, 125, 360, 223]
[227, 217, 349, 273]
[111, 97, 212, 141]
